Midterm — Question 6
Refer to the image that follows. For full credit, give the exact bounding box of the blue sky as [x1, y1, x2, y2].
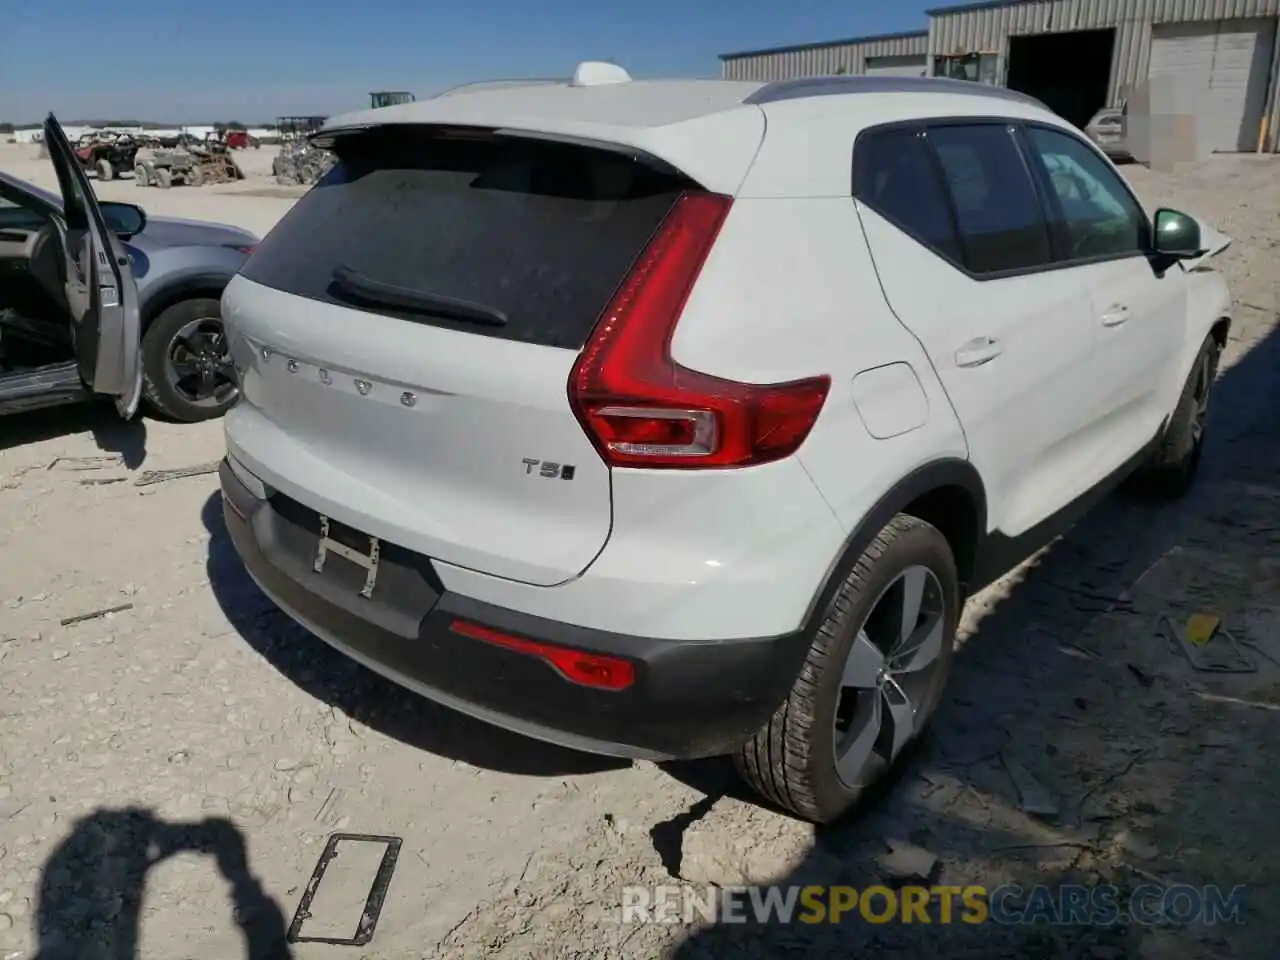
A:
[0, 0, 940, 123]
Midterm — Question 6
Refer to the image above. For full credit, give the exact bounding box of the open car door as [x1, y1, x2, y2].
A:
[42, 113, 143, 418]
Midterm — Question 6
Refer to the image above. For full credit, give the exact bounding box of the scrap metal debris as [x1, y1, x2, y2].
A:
[316, 787, 343, 824]
[287, 833, 402, 947]
[72, 460, 221, 487]
[47, 455, 125, 471]
[1001, 754, 1060, 819]
[60, 602, 134, 626]
[1234, 632, 1280, 667]
[1161, 614, 1256, 673]
[1185, 613, 1221, 646]
[133, 461, 221, 487]
[875, 838, 938, 885]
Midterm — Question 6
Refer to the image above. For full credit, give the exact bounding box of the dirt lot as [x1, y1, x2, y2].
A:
[1, 142, 1278, 960]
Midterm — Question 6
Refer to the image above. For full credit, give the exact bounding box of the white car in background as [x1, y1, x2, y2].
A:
[218, 65, 1232, 824]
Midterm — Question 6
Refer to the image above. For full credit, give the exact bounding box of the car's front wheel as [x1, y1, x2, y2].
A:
[141, 298, 239, 422]
[1130, 333, 1220, 499]
[736, 515, 959, 824]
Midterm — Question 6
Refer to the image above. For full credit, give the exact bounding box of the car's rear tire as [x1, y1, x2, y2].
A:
[1129, 333, 1220, 499]
[735, 514, 959, 824]
[134, 164, 151, 187]
[141, 298, 239, 423]
[154, 167, 172, 189]
[97, 158, 114, 181]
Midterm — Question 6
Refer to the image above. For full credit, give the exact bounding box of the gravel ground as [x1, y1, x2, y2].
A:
[0, 149, 1278, 960]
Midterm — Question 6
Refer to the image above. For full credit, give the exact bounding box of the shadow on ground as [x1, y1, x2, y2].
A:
[1, 400, 147, 467]
[33, 807, 291, 960]
[668, 322, 1280, 959]
[199, 494, 626, 778]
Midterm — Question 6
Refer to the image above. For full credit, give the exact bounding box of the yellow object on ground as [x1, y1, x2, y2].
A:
[1186, 613, 1221, 647]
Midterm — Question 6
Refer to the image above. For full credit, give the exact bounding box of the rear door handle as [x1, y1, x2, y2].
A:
[955, 337, 1003, 368]
[1101, 304, 1131, 327]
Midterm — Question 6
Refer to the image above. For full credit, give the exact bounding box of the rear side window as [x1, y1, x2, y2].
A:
[925, 124, 1053, 275]
[239, 126, 695, 350]
[853, 127, 962, 265]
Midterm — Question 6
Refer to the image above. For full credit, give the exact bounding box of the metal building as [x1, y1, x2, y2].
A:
[720, 30, 928, 82]
[719, 0, 1280, 151]
[930, 0, 1280, 151]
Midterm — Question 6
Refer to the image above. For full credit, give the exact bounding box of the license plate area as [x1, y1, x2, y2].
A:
[315, 515, 381, 599]
[261, 493, 443, 635]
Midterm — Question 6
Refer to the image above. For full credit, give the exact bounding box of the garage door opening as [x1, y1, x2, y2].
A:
[1007, 29, 1116, 130]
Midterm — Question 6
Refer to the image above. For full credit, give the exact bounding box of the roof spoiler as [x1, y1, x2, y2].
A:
[310, 122, 682, 177]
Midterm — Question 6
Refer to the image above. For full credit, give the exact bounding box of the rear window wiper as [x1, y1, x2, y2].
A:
[331, 264, 508, 326]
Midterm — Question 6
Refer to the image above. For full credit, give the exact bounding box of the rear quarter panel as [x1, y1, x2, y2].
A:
[668, 195, 969, 536]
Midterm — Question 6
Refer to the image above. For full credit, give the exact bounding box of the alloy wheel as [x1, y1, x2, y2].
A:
[833, 565, 946, 789]
[165, 318, 238, 409]
[1190, 351, 1213, 447]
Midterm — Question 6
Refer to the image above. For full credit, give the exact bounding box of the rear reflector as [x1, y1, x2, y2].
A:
[568, 190, 830, 469]
[449, 619, 636, 691]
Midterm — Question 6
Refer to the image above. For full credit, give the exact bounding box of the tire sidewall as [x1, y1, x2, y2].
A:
[1188, 337, 1220, 460]
[1164, 335, 1220, 481]
[141, 298, 236, 423]
[804, 521, 960, 819]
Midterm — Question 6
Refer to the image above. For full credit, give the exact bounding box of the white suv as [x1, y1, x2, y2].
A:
[219, 65, 1232, 823]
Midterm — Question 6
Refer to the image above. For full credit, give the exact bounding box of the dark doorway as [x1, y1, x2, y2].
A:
[1006, 28, 1115, 130]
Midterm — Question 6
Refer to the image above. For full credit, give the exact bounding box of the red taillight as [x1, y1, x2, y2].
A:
[449, 619, 636, 691]
[568, 191, 830, 469]
[233, 245, 257, 255]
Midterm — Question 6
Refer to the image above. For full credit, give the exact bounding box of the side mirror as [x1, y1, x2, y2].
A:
[99, 201, 147, 239]
[1152, 208, 1202, 257]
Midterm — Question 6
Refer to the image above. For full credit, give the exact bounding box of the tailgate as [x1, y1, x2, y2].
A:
[224, 124, 703, 586]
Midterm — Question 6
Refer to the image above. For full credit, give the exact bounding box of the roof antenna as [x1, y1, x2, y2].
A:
[571, 61, 632, 87]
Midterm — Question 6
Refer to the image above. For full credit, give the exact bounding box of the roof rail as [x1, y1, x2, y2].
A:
[432, 77, 567, 99]
[744, 75, 1047, 109]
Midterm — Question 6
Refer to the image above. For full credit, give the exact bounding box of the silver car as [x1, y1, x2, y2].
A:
[0, 114, 258, 422]
[1085, 103, 1132, 161]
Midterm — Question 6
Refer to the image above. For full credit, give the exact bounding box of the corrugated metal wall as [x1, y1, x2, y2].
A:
[1271, 23, 1280, 145]
[931, 0, 1280, 54]
[721, 32, 928, 81]
[931, 0, 1280, 103]
[722, 0, 1280, 149]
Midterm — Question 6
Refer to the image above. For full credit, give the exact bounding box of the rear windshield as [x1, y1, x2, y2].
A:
[240, 126, 694, 350]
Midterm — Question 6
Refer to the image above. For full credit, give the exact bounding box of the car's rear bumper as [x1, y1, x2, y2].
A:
[219, 459, 809, 760]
